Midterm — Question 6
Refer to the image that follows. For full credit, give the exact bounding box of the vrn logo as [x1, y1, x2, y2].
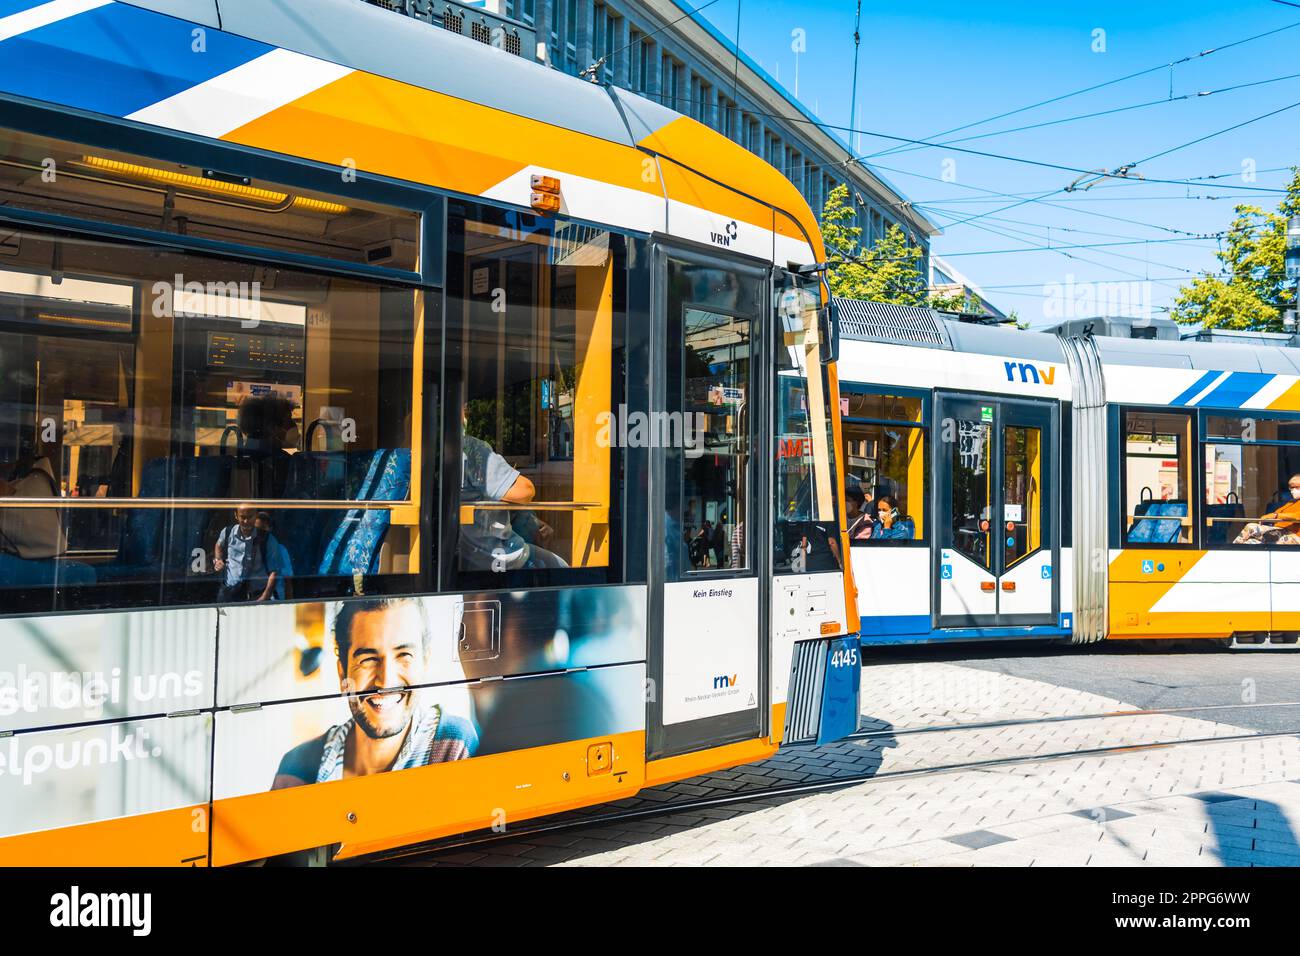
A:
[1004, 360, 1056, 385]
[710, 220, 738, 247]
[713, 674, 738, 689]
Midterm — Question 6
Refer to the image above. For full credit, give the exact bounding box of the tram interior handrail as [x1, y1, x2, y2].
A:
[0, 497, 410, 510]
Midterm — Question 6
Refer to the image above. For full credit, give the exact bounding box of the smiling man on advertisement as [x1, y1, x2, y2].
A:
[270, 598, 477, 788]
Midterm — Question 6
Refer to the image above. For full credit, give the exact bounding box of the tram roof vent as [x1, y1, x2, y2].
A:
[834, 297, 952, 349]
[1043, 316, 1181, 341]
[1183, 328, 1300, 348]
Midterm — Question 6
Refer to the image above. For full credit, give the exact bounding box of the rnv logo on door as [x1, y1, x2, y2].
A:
[1003, 361, 1056, 385]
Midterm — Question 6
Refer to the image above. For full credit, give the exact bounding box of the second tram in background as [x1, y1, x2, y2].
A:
[835, 302, 1300, 649]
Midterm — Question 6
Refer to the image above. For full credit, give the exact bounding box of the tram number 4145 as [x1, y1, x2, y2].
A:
[830, 648, 859, 668]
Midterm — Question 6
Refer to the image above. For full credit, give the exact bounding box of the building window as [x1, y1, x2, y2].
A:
[593, 3, 618, 82]
[638, 36, 651, 93]
[661, 54, 682, 109]
[628, 28, 643, 90]
[564, 0, 578, 72]
[716, 94, 735, 139]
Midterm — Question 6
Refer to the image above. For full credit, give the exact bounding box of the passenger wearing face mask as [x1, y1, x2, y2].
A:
[1234, 474, 1300, 545]
[871, 494, 916, 541]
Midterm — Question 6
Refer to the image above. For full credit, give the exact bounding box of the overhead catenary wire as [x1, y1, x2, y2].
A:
[868, 160, 1220, 237]
[919, 71, 1300, 149]
[862, 18, 1300, 161]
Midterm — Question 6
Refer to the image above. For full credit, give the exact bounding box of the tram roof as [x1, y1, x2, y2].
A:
[837, 297, 1300, 376]
[124, 0, 640, 147]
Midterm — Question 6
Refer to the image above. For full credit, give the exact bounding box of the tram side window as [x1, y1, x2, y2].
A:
[1203, 414, 1300, 546]
[841, 391, 927, 544]
[447, 204, 624, 587]
[1122, 409, 1193, 546]
[0, 228, 423, 612]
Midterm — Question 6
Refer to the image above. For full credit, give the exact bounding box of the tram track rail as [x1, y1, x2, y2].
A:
[846, 698, 1300, 741]
[360, 700, 1300, 866]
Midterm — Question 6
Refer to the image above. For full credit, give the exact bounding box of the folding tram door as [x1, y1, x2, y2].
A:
[935, 394, 1059, 630]
[646, 242, 770, 758]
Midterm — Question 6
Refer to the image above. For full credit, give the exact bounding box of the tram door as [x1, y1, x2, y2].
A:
[646, 245, 769, 758]
[935, 394, 1058, 629]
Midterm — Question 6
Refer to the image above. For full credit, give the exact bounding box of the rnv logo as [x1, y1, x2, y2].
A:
[1003, 360, 1056, 385]
[49, 886, 151, 937]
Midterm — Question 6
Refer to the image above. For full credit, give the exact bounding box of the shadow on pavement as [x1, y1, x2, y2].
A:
[1200, 792, 1300, 867]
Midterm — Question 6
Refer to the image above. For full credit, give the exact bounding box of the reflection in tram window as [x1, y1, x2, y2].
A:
[683, 306, 751, 571]
[1002, 425, 1042, 567]
[773, 272, 840, 575]
[841, 390, 927, 544]
[447, 204, 625, 586]
[0, 229, 421, 612]
[1122, 410, 1193, 545]
[1203, 414, 1300, 547]
[950, 419, 993, 568]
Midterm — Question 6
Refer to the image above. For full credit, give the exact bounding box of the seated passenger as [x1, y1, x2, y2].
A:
[871, 494, 916, 541]
[1234, 474, 1300, 545]
[845, 483, 873, 541]
[214, 503, 290, 602]
[0, 451, 98, 587]
[0, 451, 66, 560]
[234, 393, 298, 498]
[460, 411, 568, 572]
[255, 512, 293, 599]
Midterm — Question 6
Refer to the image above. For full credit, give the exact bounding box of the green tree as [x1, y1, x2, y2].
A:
[820, 184, 986, 313]
[1171, 168, 1300, 331]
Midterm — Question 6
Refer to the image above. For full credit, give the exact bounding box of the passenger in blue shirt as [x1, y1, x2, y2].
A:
[255, 511, 293, 599]
[214, 503, 289, 602]
[871, 495, 915, 541]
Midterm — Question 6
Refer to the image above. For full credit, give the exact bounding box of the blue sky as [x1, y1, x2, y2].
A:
[688, 0, 1300, 325]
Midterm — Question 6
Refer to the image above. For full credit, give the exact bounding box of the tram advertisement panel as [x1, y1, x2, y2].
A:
[0, 610, 215, 842]
[212, 588, 646, 800]
[0, 590, 644, 842]
[0, 609, 216, 733]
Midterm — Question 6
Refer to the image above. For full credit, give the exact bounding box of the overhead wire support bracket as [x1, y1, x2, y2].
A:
[1065, 164, 1146, 192]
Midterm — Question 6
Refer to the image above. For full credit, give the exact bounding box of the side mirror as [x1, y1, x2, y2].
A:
[820, 299, 839, 364]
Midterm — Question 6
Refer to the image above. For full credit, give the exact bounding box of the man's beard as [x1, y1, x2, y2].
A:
[348, 687, 413, 740]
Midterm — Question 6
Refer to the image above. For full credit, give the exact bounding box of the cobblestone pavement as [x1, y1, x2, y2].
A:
[401, 660, 1300, 867]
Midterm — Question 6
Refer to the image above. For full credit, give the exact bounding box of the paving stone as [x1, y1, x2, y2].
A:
[944, 829, 1015, 850]
[402, 660, 1300, 869]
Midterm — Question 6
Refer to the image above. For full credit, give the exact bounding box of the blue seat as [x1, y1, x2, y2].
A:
[0, 551, 96, 587]
[1205, 503, 1244, 546]
[273, 449, 410, 580]
[317, 449, 411, 575]
[102, 455, 233, 582]
[1128, 500, 1188, 544]
[275, 450, 348, 578]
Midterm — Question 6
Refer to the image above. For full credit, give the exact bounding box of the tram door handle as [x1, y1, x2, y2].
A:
[980, 581, 996, 592]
